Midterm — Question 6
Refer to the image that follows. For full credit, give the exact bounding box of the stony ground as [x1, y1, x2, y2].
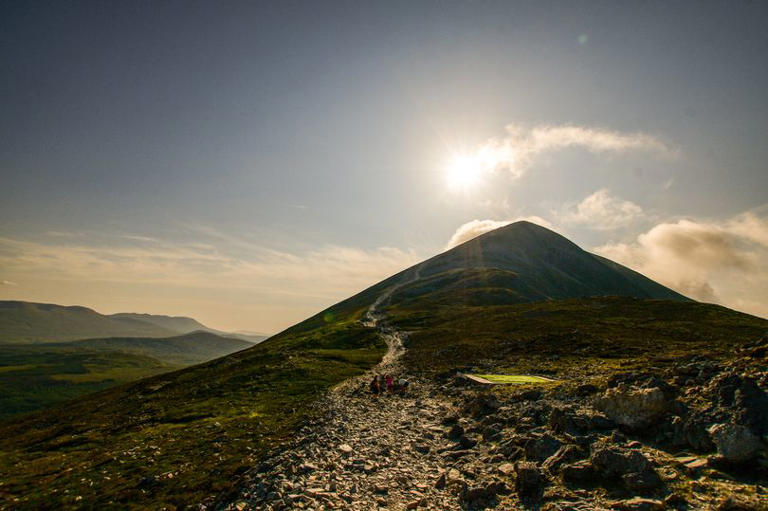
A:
[212, 292, 768, 511]
[215, 282, 473, 510]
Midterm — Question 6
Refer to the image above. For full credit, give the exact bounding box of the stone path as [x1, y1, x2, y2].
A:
[219, 269, 469, 510]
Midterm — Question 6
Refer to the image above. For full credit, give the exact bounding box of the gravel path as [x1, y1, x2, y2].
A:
[218, 270, 469, 510]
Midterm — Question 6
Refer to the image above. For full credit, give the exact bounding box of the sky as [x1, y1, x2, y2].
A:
[1, 0, 767, 333]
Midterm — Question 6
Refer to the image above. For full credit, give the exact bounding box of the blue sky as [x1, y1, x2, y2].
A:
[2, 1, 767, 332]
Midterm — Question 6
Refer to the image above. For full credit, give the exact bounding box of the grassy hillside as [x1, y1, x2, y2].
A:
[2, 297, 765, 509]
[387, 296, 768, 380]
[0, 301, 177, 343]
[0, 345, 177, 420]
[0, 332, 252, 420]
[0, 304, 383, 509]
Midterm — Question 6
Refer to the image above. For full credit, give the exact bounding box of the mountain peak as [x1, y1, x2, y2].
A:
[352, 220, 690, 310]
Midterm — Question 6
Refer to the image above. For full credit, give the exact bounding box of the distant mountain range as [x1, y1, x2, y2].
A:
[0, 301, 267, 344]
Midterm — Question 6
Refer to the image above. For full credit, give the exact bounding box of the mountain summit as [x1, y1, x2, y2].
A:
[339, 221, 688, 313]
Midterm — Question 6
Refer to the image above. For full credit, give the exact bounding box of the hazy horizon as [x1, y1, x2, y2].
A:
[2, 1, 767, 332]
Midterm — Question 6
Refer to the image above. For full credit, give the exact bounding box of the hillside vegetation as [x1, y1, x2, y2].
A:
[0, 305, 384, 509]
[69, 331, 251, 366]
[0, 332, 252, 420]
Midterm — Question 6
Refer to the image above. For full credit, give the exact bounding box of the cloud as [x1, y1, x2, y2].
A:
[446, 216, 554, 250]
[464, 123, 673, 179]
[1, 280, 18, 286]
[558, 189, 644, 230]
[0, 234, 421, 304]
[595, 207, 768, 319]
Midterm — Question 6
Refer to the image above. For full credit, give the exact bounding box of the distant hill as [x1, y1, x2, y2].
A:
[0, 301, 177, 343]
[69, 331, 252, 366]
[108, 313, 209, 335]
[0, 301, 263, 344]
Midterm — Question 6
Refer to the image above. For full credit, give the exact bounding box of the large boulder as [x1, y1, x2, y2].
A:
[463, 393, 500, 417]
[524, 433, 562, 462]
[708, 422, 764, 462]
[595, 385, 670, 429]
[591, 446, 649, 477]
[515, 462, 547, 501]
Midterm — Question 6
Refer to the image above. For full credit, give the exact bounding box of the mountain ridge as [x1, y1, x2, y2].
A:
[0, 300, 266, 344]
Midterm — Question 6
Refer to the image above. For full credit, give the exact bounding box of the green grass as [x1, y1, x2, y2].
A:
[388, 296, 768, 383]
[471, 374, 555, 384]
[0, 345, 177, 420]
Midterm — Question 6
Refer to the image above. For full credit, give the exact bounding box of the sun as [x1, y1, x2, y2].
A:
[446, 154, 483, 190]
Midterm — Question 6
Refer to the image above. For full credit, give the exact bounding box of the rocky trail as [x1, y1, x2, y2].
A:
[218, 271, 473, 510]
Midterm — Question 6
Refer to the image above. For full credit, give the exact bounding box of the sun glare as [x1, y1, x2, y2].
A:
[445, 145, 508, 191]
[446, 155, 483, 189]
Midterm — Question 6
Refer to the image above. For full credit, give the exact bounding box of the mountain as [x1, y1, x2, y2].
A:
[108, 313, 210, 335]
[69, 331, 252, 366]
[340, 221, 689, 311]
[2, 222, 765, 509]
[0, 301, 177, 343]
[107, 313, 271, 343]
[0, 301, 249, 344]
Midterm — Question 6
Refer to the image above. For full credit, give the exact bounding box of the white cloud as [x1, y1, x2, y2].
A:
[595, 207, 768, 319]
[1, 280, 18, 286]
[464, 123, 673, 179]
[559, 189, 644, 230]
[445, 216, 554, 250]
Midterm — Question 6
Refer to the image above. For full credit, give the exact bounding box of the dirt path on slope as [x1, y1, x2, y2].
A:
[218, 266, 467, 510]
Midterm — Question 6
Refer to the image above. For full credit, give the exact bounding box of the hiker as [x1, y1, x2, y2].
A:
[385, 374, 394, 393]
[369, 375, 380, 396]
[396, 378, 409, 395]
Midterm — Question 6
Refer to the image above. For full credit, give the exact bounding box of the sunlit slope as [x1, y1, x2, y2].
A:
[387, 296, 768, 377]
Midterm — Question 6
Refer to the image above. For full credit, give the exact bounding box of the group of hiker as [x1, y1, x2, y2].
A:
[369, 373, 409, 396]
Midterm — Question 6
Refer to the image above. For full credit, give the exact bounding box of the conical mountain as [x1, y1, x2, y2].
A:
[322, 221, 688, 319]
